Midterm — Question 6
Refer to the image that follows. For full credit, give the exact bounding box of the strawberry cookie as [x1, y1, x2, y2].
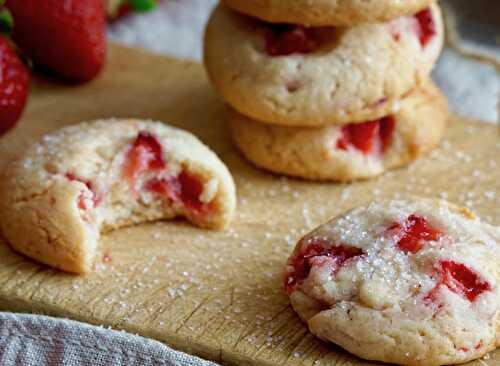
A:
[286, 199, 500, 366]
[229, 82, 447, 181]
[0, 119, 236, 273]
[204, 4, 443, 127]
[223, 0, 435, 27]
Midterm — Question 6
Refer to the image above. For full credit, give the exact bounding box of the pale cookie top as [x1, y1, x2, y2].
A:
[286, 199, 500, 366]
[223, 0, 436, 27]
[0, 119, 236, 273]
[204, 4, 443, 126]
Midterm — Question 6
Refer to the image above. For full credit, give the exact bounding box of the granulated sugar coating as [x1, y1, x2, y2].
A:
[286, 199, 500, 365]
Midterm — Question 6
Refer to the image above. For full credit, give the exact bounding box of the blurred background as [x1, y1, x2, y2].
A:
[108, 0, 499, 123]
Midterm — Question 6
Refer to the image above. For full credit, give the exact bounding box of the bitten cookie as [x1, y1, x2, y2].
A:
[285, 199, 500, 366]
[228, 81, 448, 181]
[204, 4, 443, 127]
[0, 119, 236, 273]
[223, 0, 435, 27]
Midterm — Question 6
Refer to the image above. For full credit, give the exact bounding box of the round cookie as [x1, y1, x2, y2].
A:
[228, 81, 448, 181]
[204, 4, 444, 127]
[285, 199, 500, 365]
[0, 119, 236, 273]
[223, 0, 436, 27]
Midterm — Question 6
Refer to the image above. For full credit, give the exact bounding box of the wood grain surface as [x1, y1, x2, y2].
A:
[0, 44, 499, 366]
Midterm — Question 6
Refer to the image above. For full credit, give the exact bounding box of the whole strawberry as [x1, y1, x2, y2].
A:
[0, 35, 29, 136]
[6, 0, 106, 82]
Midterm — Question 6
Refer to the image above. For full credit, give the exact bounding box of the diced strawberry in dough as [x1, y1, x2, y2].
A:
[414, 8, 436, 47]
[178, 170, 206, 212]
[146, 176, 181, 203]
[389, 7, 435, 47]
[265, 25, 319, 56]
[379, 116, 396, 150]
[285, 239, 363, 294]
[123, 131, 165, 192]
[123, 131, 212, 216]
[146, 171, 209, 214]
[336, 116, 395, 155]
[426, 260, 491, 303]
[389, 214, 441, 253]
[65, 173, 99, 209]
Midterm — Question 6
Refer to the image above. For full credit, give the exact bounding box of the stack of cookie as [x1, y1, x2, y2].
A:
[204, 0, 448, 181]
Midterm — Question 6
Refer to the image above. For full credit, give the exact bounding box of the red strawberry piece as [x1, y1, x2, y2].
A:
[265, 25, 319, 56]
[6, 0, 106, 82]
[426, 260, 491, 302]
[123, 131, 165, 192]
[146, 176, 181, 203]
[388, 214, 441, 254]
[65, 173, 100, 209]
[285, 238, 364, 294]
[178, 170, 207, 212]
[147, 171, 210, 213]
[335, 132, 350, 151]
[414, 8, 436, 47]
[0, 35, 29, 136]
[379, 116, 396, 150]
[336, 116, 395, 155]
[123, 131, 211, 215]
[389, 7, 435, 47]
[342, 120, 379, 154]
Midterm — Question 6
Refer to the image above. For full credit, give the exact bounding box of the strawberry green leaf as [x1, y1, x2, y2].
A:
[0, 8, 13, 34]
[129, 0, 157, 12]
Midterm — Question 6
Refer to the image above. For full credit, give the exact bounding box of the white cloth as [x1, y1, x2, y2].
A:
[0, 312, 218, 366]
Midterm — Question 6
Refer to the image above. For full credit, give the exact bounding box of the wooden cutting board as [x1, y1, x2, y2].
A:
[0, 44, 499, 366]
